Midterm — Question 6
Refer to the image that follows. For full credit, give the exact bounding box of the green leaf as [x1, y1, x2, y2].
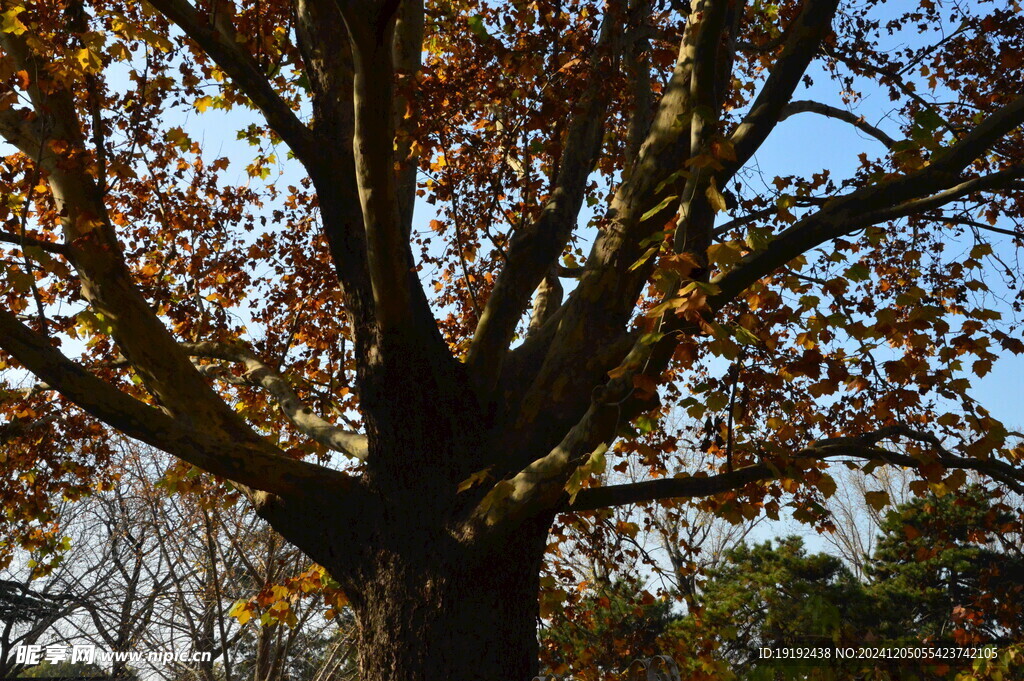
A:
[817, 473, 837, 498]
[845, 263, 871, 282]
[913, 107, 943, 133]
[733, 325, 760, 346]
[653, 170, 689, 195]
[640, 194, 678, 223]
[467, 15, 490, 40]
[628, 245, 658, 272]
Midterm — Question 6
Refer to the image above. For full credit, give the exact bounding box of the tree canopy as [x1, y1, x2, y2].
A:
[1, 0, 1024, 678]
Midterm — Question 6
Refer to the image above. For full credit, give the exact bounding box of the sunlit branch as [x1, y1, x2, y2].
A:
[0, 309, 347, 497]
[332, 1, 419, 335]
[466, 3, 621, 388]
[569, 425, 1024, 511]
[181, 341, 368, 461]
[713, 127, 1024, 311]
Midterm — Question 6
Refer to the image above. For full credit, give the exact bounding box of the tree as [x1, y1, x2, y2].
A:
[0, 579, 76, 680]
[2, 0, 1024, 678]
[678, 537, 873, 677]
[867, 486, 1024, 645]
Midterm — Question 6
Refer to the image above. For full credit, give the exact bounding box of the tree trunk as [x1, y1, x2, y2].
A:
[264, 488, 551, 681]
[255, 335, 554, 681]
[349, 542, 546, 681]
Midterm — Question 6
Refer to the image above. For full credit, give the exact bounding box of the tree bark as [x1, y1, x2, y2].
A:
[350, 534, 546, 681]
[261, 485, 550, 681]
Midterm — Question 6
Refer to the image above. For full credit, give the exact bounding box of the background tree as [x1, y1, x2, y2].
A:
[867, 486, 1024, 646]
[19, 659, 108, 679]
[540, 486, 1024, 681]
[692, 537, 873, 671]
[540, 576, 678, 680]
[1, 441, 356, 681]
[3, 0, 1024, 679]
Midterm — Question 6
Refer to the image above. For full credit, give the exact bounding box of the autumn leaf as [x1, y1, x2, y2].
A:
[705, 178, 729, 213]
[228, 600, 252, 625]
[707, 242, 743, 268]
[0, 5, 27, 35]
[457, 466, 493, 493]
[864, 491, 890, 512]
[194, 95, 214, 113]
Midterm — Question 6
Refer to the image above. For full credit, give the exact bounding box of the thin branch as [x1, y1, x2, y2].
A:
[0, 231, 70, 257]
[146, 0, 319, 165]
[569, 425, 1024, 511]
[934, 216, 1023, 240]
[778, 100, 896, 148]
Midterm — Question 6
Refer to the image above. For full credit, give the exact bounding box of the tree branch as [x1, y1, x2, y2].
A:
[333, 2, 416, 335]
[570, 425, 1024, 511]
[145, 0, 319, 165]
[0, 230, 70, 257]
[473, 332, 653, 529]
[673, 0, 734, 262]
[489, 96, 1024, 529]
[0, 309, 348, 498]
[863, 166, 1024, 225]
[713, 93, 1024, 308]
[778, 100, 896, 148]
[181, 341, 368, 460]
[725, 0, 841, 180]
[465, 5, 621, 388]
[934, 216, 1023, 240]
[393, 0, 424, 240]
[0, 28, 262, 438]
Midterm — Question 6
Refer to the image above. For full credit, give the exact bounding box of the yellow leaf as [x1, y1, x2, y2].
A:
[75, 47, 103, 73]
[707, 242, 743, 268]
[228, 600, 252, 625]
[705, 178, 728, 213]
[194, 95, 214, 113]
[1, 6, 27, 35]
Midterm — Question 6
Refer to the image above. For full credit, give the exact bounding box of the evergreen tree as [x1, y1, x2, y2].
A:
[866, 486, 1024, 645]
[692, 537, 873, 673]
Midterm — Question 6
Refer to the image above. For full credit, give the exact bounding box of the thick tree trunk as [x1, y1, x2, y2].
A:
[255, 317, 554, 681]
[347, 537, 546, 681]
[260, 469, 552, 681]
